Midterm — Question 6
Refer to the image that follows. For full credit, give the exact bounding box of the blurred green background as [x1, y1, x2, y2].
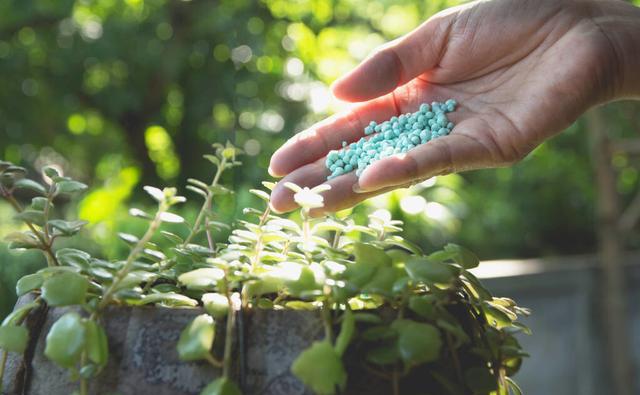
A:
[1, 0, 639, 320]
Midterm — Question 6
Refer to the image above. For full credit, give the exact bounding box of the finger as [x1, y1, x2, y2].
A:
[356, 126, 496, 192]
[268, 94, 398, 178]
[331, 9, 456, 103]
[308, 182, 415, 218]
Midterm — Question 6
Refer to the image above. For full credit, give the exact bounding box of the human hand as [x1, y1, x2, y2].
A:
[269, 0, 640, 215]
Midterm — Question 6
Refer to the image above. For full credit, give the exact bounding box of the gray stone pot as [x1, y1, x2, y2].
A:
[1, 295, 396, 395]
[1, 294, 326, 395]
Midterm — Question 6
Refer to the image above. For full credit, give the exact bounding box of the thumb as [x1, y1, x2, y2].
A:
[331, 10, 456, 103]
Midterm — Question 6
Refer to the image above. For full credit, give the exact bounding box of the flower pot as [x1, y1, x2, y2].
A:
[4, 292, 505, 395]
[3, 294, 398, 395]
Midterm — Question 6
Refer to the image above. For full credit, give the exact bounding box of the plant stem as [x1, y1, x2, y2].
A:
[331, 229, 341, 249]
[98, 203, 167, 310]
[241, 205, 271, 307]
[79, 352, 88, 395]
[0, 349, 7, 393]
[391, 368, 400, 395]
[205, 353, 223, 368]
[1, 189, 59, 266]
[183, 157, 227, 245]
[322, 299, 333, 341]
[222, 286, 235, 378]
[445, 332, 464, 385]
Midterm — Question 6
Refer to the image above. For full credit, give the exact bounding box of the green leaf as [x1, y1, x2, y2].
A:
[482, 302, 515, 328]
[291, 341, 347, 395]
[55, 248, 92, 269]
[506, 377, 523, 395]
[353, 242, 391, 267]
[203, 154, 220, 167]
[334, 308, 355, 357]
[461, 271, 492, 300]
[343, 243, 390, 289]
[43, 166, 60, 178]
[405, 257, 458, 284]
[159, 212, 185, 223]
[55, 180, 88, 194]
[186, 185, 208, 198]
[384, 235, 423, 255]
[283, 301, 317, 310]
[177, 314, 215, 361]
[0, 325, 29, 353]
[202, 293, 229, 319]
[200, 378, 242, 395]
[143, 186, 164, 202]
[13, 179, 46, 195]
[161, 230, 184, 244]
[249, 189, 270, 202]
[444, 244, 480, 269]
[139, 293, 198, 307]
[464, 367, 498, 393]
[363, 265, 398, 295]
[285, 265, 320, 297]
[14, 210, 46, 226]
[209, 184, 232, 195]
[2, 301, 40, 326]
[41, 271, 89, 306]
[48, 220, 88, 237]
[178, 268, 225, 291]
[5, 231, 40, 250]
[118, 232, 140, 245]
[30, 197, 49, 211]
[361, 326, 397, 341]
[16, 273, 44, 296]
[353, 313, 383, 324]
[85, 320, 109, 367]
[408, 295, 437, 320]
[129, 208, 152, 219]
[392, 319, 442, 367]
[366, 344, 400, 365]
[437, 319, 470, 347]
[0, 160, 12, 172]
[45, 312, 86, 369]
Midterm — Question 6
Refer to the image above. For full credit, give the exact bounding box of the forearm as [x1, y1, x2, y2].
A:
[591, 0, 640, 99]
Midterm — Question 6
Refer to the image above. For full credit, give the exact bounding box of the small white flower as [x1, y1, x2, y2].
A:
[284, 182, 331, 210]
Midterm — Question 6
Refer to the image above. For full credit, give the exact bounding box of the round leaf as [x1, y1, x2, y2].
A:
[85, 320, 109, 367]
[41, 271, 89, 306]
[0, 325, 29, 353]
[202, 293, 229, 319]
[13, 179, 46, 195]
[392, 319, 442, 367]
[177, 314, 215, 361]
[178, 268, 225, 291]
[201, 378, 242, 395]
[291, 341, 346, 395]
[45, 312, 86, 369]
[16, 273, 44, 296]
[334, 308, 355, 357]
[405, 257, 458, 284]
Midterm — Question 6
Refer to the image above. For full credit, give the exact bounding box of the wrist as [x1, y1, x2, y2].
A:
[590, 1, 640, 100]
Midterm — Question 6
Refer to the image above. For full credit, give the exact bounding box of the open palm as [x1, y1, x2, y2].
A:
[269, 0, 620, 214]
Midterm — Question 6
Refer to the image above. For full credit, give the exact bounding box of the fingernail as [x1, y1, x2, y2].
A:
[267, 166, 277, 177]
[352, 182, 365, 193]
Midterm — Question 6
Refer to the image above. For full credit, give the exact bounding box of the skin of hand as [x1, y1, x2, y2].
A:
[268, 0, 640, 216]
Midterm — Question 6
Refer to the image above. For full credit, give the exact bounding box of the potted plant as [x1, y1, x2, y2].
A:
[0, 143, 530, 395]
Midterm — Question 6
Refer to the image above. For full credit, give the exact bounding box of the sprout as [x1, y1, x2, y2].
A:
[284, 182, 331, 211]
